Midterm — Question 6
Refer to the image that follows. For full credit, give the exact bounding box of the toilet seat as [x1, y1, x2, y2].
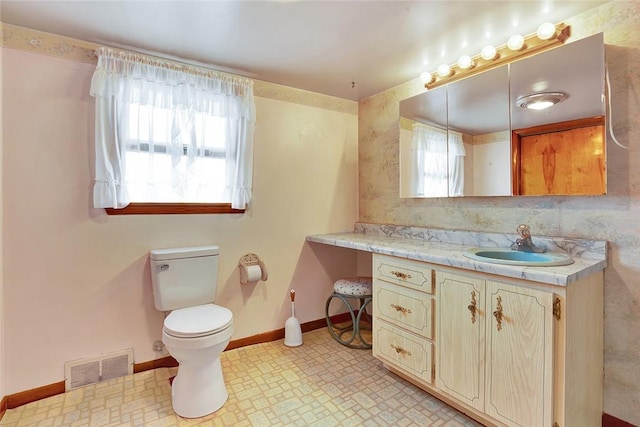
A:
[164, 304, 233, 338]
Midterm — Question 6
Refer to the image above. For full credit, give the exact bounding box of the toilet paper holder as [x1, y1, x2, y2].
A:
[238, 253, 268, 285]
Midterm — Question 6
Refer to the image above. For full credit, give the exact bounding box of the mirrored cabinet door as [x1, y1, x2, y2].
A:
[448, 65, 510, 197]
[510, 33, 606, 196]
[399, 32, 606, 198]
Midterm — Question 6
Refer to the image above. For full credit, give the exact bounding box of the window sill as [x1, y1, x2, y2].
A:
[105, 203, 245, 215]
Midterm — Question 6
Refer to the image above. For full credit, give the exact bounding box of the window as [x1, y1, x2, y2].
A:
[90, 47, 256, 214]
[124, 104, 228, 204]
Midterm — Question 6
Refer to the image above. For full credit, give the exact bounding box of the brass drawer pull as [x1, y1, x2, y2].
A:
[390, 344, 412, 356]
[390, 270, 412, 280]
[390, 303, 412, 314]
[493, 296, 503, 331]
[467, 290, 477, 324]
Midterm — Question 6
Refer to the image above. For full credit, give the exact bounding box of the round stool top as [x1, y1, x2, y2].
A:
[333, 277, 372, 296]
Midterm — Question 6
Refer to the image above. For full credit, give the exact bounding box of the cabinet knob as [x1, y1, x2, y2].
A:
[390, 344, 412, 356]
[493, 296, 503, 331]
[390, 303, 412, 314]
[390, 270, 412, 280]
[467, 290, 477, 324]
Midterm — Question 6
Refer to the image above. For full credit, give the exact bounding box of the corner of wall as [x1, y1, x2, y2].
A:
[0, 40, 5, 403]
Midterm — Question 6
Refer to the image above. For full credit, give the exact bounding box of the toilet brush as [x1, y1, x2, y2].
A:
[284, 290, 303, 347]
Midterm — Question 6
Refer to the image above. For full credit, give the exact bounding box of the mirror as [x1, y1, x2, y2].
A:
[400, 32, 605, 198]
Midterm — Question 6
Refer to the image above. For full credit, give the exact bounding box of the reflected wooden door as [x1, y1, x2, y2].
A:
[512, 117, 606, 196]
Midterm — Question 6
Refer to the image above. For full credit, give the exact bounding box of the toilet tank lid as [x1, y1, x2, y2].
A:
[150, 245, 219, 261]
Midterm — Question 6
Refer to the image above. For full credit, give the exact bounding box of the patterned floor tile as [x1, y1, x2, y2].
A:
[1, 329, 482, 426]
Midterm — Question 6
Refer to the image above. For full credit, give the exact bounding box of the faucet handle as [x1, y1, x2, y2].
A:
[517, 224, 531, 238]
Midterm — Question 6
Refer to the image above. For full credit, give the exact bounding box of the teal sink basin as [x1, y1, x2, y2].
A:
[464, 247, 574, 267]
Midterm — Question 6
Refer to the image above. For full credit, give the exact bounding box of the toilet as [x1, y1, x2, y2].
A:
[150, 245, 233, 418]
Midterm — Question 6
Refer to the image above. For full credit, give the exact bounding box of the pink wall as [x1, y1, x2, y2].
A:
[1, 48, 359, 394]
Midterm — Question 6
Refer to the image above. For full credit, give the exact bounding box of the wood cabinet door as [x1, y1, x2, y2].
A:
[436, 272, 485, 411]
[485, 281, 554, 427]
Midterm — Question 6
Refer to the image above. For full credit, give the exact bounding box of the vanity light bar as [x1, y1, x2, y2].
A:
[423, 23, 570, 90]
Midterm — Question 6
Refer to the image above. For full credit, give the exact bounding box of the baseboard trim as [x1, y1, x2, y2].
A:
[226, 313, 346, 351]
[0, 395, 7, 421]
[0, 314, 342, 414]
[133, 355, 178, 373]
[5, 381, 65, 411]
[603, 413, 638, 427]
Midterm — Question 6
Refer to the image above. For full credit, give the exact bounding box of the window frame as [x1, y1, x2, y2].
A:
[105, 203, 245, 215]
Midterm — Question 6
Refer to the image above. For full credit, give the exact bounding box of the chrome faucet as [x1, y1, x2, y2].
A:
[511, 224, 546, 253]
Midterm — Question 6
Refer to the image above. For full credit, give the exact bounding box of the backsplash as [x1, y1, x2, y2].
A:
[354, 222, 607, 261]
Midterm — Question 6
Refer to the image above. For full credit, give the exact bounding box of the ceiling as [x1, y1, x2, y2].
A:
[0, 0, 608, 101]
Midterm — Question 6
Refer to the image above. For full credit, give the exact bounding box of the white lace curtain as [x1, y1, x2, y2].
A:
[89, 47, 256, 209]
[448, 131, 466, 197]
[412, 124, 465, 197]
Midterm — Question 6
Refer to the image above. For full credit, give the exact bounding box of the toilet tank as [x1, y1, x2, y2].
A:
[150, 245, 220, 311]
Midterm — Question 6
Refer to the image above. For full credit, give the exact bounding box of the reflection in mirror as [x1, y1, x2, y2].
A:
[448, 65, 510, 196]
[399, 85, 448, 197]
[400, 66, 510, 197]
[510, 33, 606, 195]
[510, 33, 605, 130]
[399, 32, 606, 198]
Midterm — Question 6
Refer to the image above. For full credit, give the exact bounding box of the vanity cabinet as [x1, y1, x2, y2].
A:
[437, 271, 554, 427]
[371, 253, 603, 427]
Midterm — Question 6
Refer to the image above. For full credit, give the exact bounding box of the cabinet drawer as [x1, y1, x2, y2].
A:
[374, 280, 433, 339]
[374, 322, 433, 384]
[374, 254, 433, 293]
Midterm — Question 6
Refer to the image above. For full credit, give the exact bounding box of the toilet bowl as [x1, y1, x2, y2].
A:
[149, 246, 233, 418]
[162, 304, 233, 418]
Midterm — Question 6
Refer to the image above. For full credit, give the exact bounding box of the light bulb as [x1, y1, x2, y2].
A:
[457, 55, 474, 70]
[527, 100, 555, 110]
[437, 64, 452, 77]
[480, 45, 497, 61]
[537, 23, 556, 40]
[420, 71, 434, 84]
[507, 34, 525, 51]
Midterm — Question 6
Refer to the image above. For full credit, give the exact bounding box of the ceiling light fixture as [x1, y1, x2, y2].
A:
[420, 22, 570, 90]
[516, 92, 568, 110]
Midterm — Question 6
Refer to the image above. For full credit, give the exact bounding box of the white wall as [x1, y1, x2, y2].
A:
[472, 139, 511, 196]
[1, 48, 359, 394]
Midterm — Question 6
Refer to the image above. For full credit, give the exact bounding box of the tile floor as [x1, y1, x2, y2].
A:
[0, 328, 481, 426]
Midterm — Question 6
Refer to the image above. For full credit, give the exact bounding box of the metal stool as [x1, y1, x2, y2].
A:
[325, 277, 372, 349]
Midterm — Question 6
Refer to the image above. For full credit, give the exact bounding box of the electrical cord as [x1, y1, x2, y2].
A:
[605, 64, 629, 150]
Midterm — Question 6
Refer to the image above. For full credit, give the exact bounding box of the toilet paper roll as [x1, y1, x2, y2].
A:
[245, 264, 262, 282]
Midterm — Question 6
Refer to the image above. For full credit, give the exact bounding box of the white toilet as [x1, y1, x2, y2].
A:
[150, 245, 233, 418]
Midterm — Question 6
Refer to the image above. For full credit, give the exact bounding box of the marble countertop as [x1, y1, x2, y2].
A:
[307, 223, 607, 286]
